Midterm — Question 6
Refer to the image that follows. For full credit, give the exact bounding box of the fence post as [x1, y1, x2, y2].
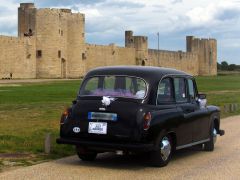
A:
[44, 133, 51, 154]
[224, 104, 229, 113]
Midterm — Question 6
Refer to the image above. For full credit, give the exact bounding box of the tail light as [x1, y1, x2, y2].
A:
[143, 112, 151, 130]
[60, 108, 70, 125]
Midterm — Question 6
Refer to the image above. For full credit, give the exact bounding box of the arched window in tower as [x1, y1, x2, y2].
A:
[61, 58, 66, 78]
[29, 29, 33, 36]
[36, 50, 42, 58]
[82, 53, 86, 60]
[58, 50, 61, 58]
[209, 49, 212, 66]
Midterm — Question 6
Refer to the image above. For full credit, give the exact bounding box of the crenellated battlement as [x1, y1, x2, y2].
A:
[0, 35, 35, 44]
[37, 8, 84, 16]
[149, 49, 198, 59]
[86, 43, 132, 50]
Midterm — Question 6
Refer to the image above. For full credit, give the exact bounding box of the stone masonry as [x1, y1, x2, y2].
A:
[0, 3, 217, 79]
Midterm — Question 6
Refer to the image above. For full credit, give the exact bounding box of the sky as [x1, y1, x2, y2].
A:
[0, 0, 239, 64]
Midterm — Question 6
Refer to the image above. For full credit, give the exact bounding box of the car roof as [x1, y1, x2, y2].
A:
[84, 66, 192, 82]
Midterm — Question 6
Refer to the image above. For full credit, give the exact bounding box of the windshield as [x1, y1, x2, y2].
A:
[79, 76, 147, 99]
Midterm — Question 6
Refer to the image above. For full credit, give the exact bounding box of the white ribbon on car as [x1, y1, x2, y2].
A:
[102, 96, 116, 106]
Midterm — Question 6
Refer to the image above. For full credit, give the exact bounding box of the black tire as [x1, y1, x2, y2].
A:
[204, 121, 215, 151]
[76, 147, 97, 161]
[149, 134, 172, 167]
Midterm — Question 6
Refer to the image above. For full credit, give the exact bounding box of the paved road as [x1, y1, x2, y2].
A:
[1, 115, 240, 180]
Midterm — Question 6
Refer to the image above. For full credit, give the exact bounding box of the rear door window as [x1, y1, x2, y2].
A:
[174, 78, 188, 103]
[157, 78, 174, 104]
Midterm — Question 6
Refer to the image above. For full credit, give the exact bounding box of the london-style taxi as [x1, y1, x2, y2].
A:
[57, 66, 224, 167]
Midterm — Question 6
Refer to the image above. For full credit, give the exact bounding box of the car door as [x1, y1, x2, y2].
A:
[188, 78, 210, 142]
[173, 77, 194, 146]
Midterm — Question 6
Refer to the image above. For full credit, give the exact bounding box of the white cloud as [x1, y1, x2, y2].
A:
[81, 8, 102, 18]
[0, 0, 239, 64]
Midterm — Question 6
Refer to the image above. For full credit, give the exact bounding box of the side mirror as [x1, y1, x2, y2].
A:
[198, 93, 206, 99]
[197, 93, 207, 108]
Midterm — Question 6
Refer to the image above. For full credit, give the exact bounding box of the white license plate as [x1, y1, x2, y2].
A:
[88, 122, 107, 134]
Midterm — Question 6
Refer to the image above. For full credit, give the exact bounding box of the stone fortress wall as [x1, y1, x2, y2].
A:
[85, 44, 136, 71]
[148, 49, 199, 75]
[0, 35, 36, 79]
[0, 3, 217, 79]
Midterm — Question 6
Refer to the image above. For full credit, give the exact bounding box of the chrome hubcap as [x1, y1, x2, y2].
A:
[213, 128, 217, 144]
[160, 137, 171, 161]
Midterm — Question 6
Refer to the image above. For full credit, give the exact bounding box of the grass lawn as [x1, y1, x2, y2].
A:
[196, 75, 240, 117]
[0, 75, 240, 171]
[0, 80, 80, 171]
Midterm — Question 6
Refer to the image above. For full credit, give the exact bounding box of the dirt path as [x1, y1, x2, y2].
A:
[0, 115, 240, 180]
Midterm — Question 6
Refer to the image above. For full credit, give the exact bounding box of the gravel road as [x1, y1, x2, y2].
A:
[1, 115, 239, 180]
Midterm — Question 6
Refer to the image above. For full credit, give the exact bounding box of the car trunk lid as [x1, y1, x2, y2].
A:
[68, 97, 143, 141]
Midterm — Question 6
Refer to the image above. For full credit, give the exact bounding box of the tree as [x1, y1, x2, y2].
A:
[228, 64, 237, 71]
[221, 61, 229, 71]
[217, 62, 221, 70]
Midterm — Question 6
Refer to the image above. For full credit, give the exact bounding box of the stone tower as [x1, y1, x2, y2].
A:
[18, 3, 86, 78]
[66, 12, 86, 78]
[18, 3, 36, 37]
[186, 36, 217, 75]
[35, 8, 85, 78]
[125, 30, 148, 66]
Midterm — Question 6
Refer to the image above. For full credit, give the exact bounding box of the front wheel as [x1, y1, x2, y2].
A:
[150, 134, 172, 167]
[204, 122, 217, 151]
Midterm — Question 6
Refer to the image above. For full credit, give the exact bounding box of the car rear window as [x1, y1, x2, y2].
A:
[79, 76, 147, 99]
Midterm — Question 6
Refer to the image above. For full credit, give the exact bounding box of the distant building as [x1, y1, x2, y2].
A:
[0, 3, 217, 79]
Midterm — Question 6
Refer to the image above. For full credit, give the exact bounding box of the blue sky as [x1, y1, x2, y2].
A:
[0, 0, 239, 64]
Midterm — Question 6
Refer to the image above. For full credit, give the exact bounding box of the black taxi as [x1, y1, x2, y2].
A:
[57, 66, 224, 167]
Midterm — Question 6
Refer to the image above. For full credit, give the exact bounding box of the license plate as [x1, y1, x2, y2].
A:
[88, 122, 107, 134]
[88, 112, 117, 121]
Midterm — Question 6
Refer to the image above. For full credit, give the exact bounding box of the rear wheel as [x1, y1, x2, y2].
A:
[204, 121, 217, 151]
[76, 147, 97, 161]
[150, 134, 172, 167]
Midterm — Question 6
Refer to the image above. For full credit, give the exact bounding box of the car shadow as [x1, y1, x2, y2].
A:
[55, 145, 205, 170]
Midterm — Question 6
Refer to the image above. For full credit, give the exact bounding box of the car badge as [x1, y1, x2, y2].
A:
[101, 96, 116, 106]
[73, 127, 80, 133]
[99, 107, 106, 111]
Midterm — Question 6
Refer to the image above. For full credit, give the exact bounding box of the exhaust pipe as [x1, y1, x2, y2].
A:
[219, 129, 225, 136]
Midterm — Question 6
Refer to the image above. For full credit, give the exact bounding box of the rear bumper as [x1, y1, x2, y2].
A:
[56, 137, 155, 152]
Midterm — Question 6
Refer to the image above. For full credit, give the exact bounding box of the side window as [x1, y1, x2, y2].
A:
[83, 77, 99, 94]
[157, 78, 174, 105]
[187, 79, 196, 100]
[104, 76, 115, 89]
[174, 78, 188, 103]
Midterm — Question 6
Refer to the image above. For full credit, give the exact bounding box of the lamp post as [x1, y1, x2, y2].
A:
[157, 32, 160, 66]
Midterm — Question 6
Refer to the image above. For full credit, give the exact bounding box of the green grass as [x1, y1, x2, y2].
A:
[0, 80, 81, 167]
[196, 75, 240, 117]
[0, 75, 240, 170]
